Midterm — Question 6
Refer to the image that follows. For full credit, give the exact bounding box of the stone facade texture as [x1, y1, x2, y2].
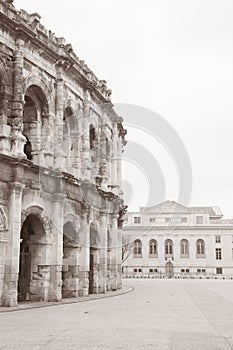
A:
[0, 0, 127, 306]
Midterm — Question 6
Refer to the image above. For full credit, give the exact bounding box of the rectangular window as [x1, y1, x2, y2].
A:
[181, 217, 187, 223]
[197, 269, 201, 273]
[216, 248, 222, 260]
[154, 268, 158, 273]
[196, 216, 203, 224]
[215, 235, 221, 243]
[133, 268, 137, 273]
[216, 267, 222, 274]
[149, 268, 153, 273]
[202, 269, 206, 273]
[186, 269, 189, 273]
[181, 269, 185, 273]
[165, 217, 171, 223]
[134, 217, 141, 224]
[138, 268, 142, 273]
[149, 218, 156, 222]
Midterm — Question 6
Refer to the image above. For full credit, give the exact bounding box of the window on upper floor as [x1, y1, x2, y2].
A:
[134, 217, 141, 224]
[180, 239, 189, 258]
[215, 235, 221, 243]
[133, 239, 142, 258]
[216, 248, 222, 260]
[165, 217, 171, 223]
[149, 239, 158, 257]
[196, 239, 205, 258]
[181, 217, 187, 223]
[196, 216, 203, 224]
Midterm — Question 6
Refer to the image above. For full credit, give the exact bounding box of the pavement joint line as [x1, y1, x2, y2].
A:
[180, 280, 233, 350]
[0, 284, 135, 314]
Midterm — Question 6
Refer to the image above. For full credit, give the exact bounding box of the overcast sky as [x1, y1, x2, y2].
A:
[14, 0, 233, 217]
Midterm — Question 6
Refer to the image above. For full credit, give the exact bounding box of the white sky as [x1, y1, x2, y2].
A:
[14, 0, 233, 217]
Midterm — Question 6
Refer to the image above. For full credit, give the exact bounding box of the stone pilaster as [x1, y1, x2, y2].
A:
[98, 212, 107, 293]
[49, 193, 65, 302]
[109, 214, 118, 291]
[117, 223, 123, 290]
[78, 208, 90, 297]
[81, 91, 91, 181]
[54, 65, 65, 170]
[110, 123, 118, 194]
[10, 39, 26, 158]
[2, 182, 24, 306]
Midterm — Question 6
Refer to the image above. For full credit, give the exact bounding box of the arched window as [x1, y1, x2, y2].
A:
[133, 239, 142, 258]
[165, 239, 173, 257]
[180, 239, 189, 258]
[89, 124, 96, 149]
[149, 239, 157, 257]
[196, 239, 205, 257]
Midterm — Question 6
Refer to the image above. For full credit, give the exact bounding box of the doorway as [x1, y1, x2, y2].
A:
[165, 261, 174, 278]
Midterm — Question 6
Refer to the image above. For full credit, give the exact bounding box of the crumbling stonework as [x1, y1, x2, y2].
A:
[0, 0, 127, 306]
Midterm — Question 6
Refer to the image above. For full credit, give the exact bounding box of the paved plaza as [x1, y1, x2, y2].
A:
[0, 279, 233, 349]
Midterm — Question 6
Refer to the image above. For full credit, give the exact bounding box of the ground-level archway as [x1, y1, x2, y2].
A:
[165, 261, 174, 278]
[18, 213, 50, 302]
[89, 222, 100, 294]
[62, 221, 80, 298]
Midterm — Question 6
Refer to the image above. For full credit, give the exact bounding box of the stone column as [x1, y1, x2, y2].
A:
[2, 182, 24, 307]
[10, 39, 26, 158]
[54, 65, 65, 170]
[49, 193, 65, 302]
[117, 138, 123, 193]
[117, 222, 123, 290]
[81, 91, 91, 181]
[109, 214, 118, 291]
[110, 123, 118, 194]
[78, 207, 90, 297]
[98, 212, 108, 293]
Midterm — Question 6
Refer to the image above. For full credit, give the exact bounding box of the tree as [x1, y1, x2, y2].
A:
[122, 235, 134, 263]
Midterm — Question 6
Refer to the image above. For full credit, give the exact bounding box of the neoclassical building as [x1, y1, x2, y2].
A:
[122, 201, 233, 279]
[0, 0, 126, 306]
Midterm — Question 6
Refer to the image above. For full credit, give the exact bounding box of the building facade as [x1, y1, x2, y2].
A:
[122, 201, 233, 279]
[0, 0, 127, 306]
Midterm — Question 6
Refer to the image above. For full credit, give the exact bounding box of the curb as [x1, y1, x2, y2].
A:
[0, 284, 134, 313]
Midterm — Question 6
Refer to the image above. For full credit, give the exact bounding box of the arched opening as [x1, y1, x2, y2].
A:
[196, 239, 205, 258]
[18, 214, 49, 302]
[165, 261, 174, 278]
[89, 222, 100, 294]
[165, 239, 173, 258]
[89, 124, 96, 150]
[180, 239, 189, 258]
[133, 239, 142, 258]
[23, 85, 48, 162]
[62, 221, 80, 298]
[149, 239, 157, 257]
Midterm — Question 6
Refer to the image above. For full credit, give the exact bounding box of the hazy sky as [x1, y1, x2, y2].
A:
[14, 0, 233, 217]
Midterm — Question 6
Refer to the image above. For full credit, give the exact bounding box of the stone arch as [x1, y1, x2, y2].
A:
[0, 205, 8, 232]
[23, 74, 52, 105]
[21, 206, 51, 236]
[23, 83, 50, 161]
[63, 213, 80, 243]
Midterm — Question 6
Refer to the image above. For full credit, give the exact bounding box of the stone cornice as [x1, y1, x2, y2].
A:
[0, 0, 114, 105]
[123, 225, 233, 231]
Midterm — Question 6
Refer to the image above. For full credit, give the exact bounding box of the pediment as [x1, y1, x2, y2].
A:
[140, 200, 190, 214]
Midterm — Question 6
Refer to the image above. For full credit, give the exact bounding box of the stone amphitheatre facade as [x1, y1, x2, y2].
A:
[0, 0, 127, 306]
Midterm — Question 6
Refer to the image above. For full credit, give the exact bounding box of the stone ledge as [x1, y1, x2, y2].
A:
[0, 284, 134, 313]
